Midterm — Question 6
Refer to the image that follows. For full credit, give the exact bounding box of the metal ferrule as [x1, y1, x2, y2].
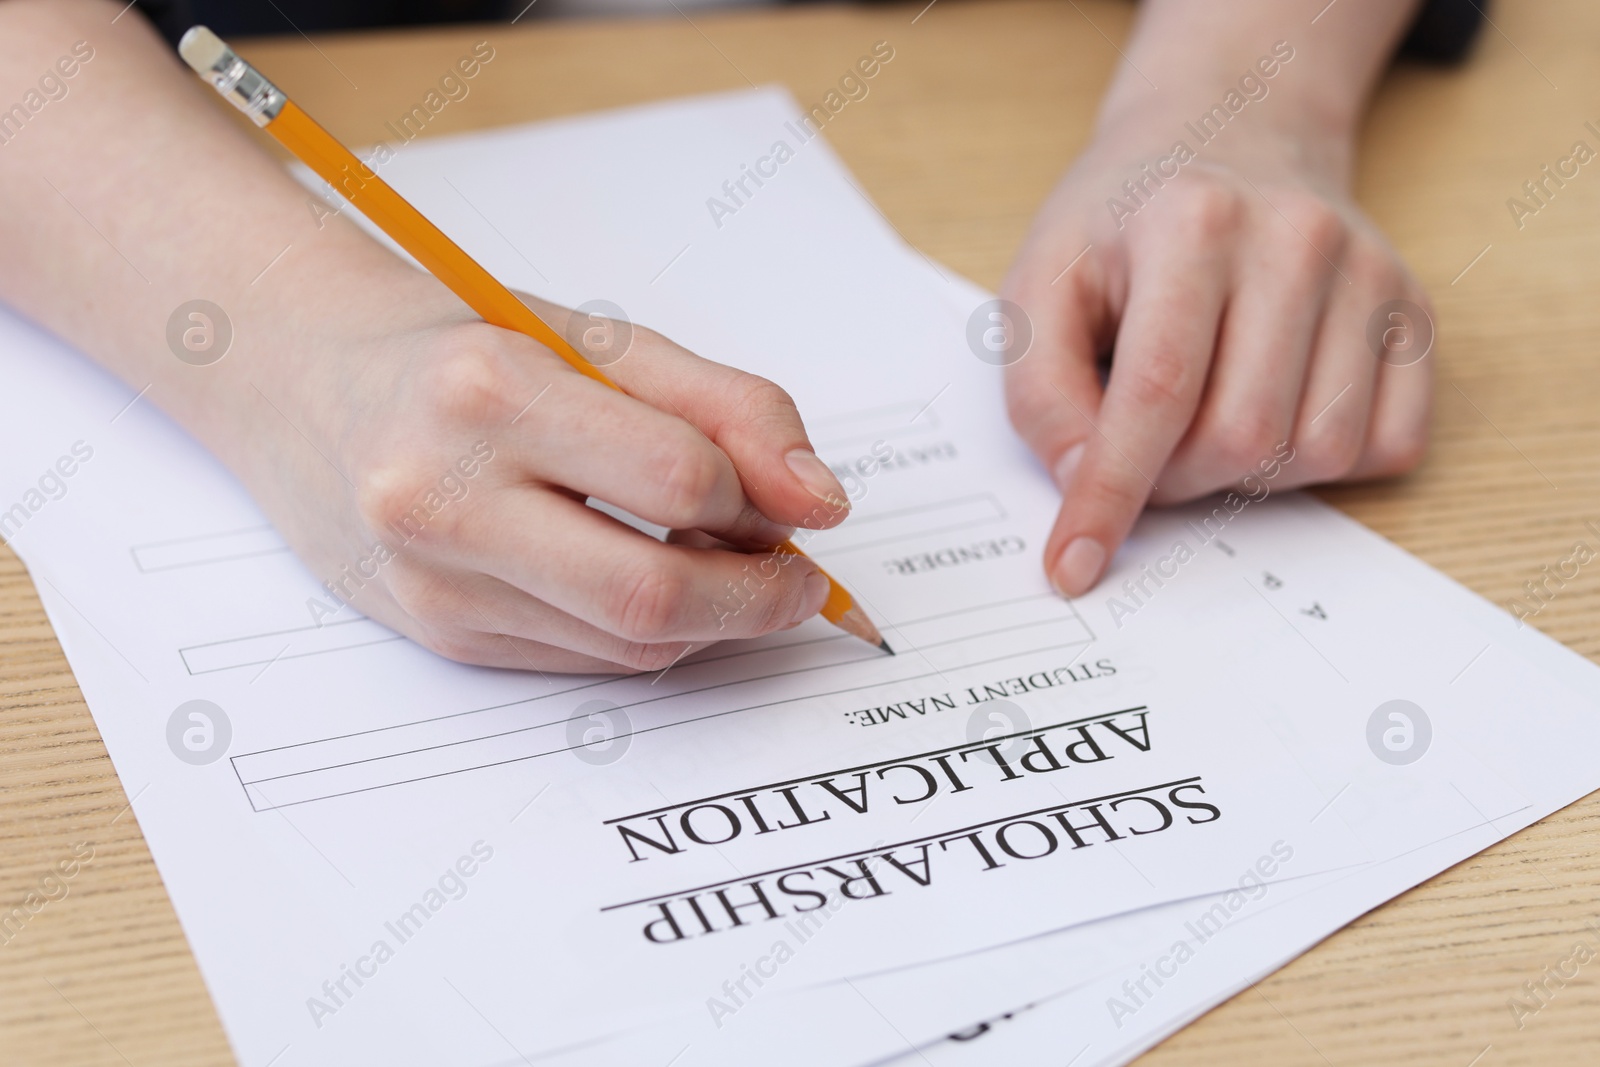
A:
[192, 43, 285, 126]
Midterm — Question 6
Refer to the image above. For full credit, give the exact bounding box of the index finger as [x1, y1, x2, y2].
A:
[1045, 243, 1228, 596]
[522, 293, 853, 535]
[618, 345, 852, 532]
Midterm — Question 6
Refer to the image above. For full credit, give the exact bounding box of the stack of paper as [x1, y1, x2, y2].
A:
[2, 88, 1597, 1067]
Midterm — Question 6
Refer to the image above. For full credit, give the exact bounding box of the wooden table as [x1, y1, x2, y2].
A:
[4, 1, 1599, 1062]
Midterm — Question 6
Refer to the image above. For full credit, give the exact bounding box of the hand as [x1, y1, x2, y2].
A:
[1002, 111, 1433, 597]
[0, 1, 850, 676]
[233, 278, 850, 673]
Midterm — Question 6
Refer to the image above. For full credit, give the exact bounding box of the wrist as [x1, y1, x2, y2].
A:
[179, 239, 461, 482]
[1091, 74, 1359, 195]
[1086, 0, 1412, 197]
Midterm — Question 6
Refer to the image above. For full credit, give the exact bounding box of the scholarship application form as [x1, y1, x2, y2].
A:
[3, 89, 1599, 1067]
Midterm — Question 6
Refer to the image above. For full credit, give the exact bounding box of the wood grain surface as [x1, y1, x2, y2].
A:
[3, 1, 1599, 1063]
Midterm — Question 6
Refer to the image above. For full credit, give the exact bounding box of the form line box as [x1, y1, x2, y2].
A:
[131, 525, 289, 572]
[805, 494, 1006, 555]
[180, 617, 401, 675]
[231, 594, 1093, 811]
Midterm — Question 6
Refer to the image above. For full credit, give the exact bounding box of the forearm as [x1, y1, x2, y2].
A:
[0, 0, 440, 468]
[1094, 0, 1424, 188]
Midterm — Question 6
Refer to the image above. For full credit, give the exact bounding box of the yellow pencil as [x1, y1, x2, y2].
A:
[178, 27, 891, 655]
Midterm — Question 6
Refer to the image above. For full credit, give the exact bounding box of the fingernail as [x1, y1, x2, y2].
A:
[1052, 537, 1106, 597]
[796, 570, 830, 623]
[1053, 442, 1086, 493]
[785, 449, 851, 512]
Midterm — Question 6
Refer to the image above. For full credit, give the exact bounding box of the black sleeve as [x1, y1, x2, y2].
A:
[139, 0, 509, 45]
[1399, 0, 1488, 64]
[140, 0, 1488, 63]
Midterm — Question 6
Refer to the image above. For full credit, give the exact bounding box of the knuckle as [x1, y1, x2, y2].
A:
[604, 563, 689, 642]
[356, 466, 432, 537]
[1345, 242, 1410, 302]
[354, 465, 470, 546]
[1173, 181, 1243, 240]
[1120, 350, 1193, 411]
[423, 331, 520, 424]
[1074, 463, 1148, 523]
[1276, 195, 1348, 265]
[652, 445, 723, 526]
[1366, 422, 1430, 477]
[1295, 420, 1363, 482]
[616, 640, 688, 672]
[740, 374, 798, 411]
[733, 375, 801, 429]
[748, 577, 798, 635]
[1212, 410, 1287, 472]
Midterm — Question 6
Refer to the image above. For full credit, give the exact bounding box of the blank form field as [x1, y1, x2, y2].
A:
[805, 494, 1006, 555]
[131, 525, 289, 572]
[180, 617, 402, 675]
[809, 402, 943, 449]
[231, 594, 1093, 810]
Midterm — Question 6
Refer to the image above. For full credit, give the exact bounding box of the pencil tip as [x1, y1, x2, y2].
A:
[832, 602, 890, 652]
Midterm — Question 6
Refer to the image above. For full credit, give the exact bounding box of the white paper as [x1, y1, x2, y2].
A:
[4, 88, 1598, 1067]
[1, 88, 1370, 1065]
[481, 486, 1600, 1067]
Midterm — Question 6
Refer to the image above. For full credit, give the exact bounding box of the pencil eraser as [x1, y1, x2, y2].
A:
[178, 26, 228, 75]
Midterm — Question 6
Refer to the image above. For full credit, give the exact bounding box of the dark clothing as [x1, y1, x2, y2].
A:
[1400, 0, 1490, 63]
[141, 0, 510, 40]
[143, 0, 1488, 63]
